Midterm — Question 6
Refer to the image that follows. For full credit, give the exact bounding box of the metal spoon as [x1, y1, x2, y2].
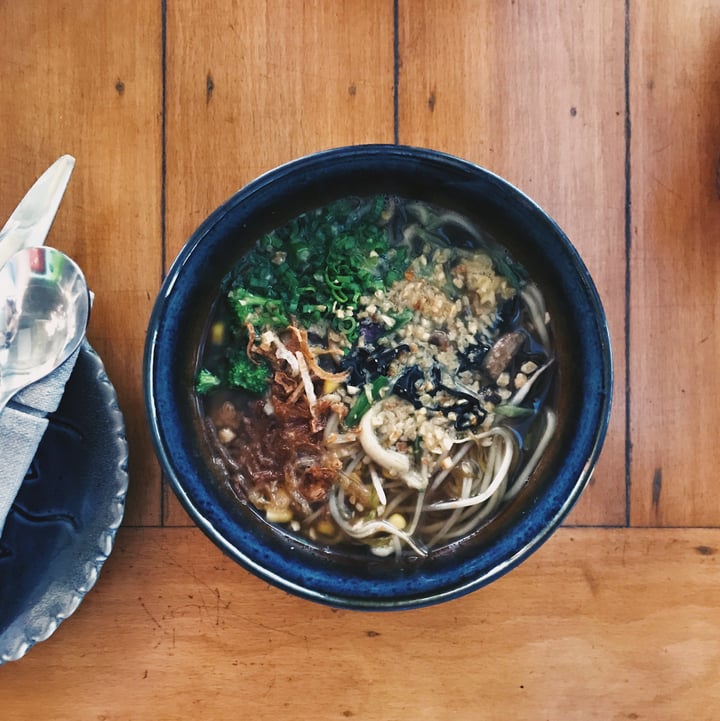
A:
[0, 246, 90, 413]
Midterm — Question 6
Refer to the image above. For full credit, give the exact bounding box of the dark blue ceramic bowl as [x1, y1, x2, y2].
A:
[144, 145, 612, 610]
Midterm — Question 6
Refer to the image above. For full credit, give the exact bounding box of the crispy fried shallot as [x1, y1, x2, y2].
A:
[209, 324, 345, 521]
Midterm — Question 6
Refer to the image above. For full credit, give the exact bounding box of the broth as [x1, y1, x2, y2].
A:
[195, 195, 556, 558]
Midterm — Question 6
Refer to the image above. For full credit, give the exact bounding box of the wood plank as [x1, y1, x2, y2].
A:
[0, 2, 163, 525]
[629, 2, 720, 525]
[3, 527, 720, 718]
[397, 0, 627, 525]
[163, 0, 395, 524]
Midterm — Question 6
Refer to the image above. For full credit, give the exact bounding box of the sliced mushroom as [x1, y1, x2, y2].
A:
[428, 329, 450, 350]
[482, 331, 525, 381]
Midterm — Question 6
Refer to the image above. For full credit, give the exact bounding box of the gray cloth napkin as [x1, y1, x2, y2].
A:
[0, 347, 80, 537]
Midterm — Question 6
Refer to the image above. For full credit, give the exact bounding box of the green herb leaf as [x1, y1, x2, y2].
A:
[227, 352, 271, 395]
[224, 196, 410, 345]
[344, 376, 390, 428]
[195, 369, 222, 395]
[494, 403, 533, 418]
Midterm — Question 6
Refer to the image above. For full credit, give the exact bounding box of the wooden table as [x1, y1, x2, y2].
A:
[2, 1, 719, 718]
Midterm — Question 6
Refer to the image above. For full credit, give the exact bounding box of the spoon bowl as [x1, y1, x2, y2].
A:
[0, 246, 90, 412]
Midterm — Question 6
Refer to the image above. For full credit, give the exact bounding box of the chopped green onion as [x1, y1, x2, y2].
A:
[344, 376, 389, 428]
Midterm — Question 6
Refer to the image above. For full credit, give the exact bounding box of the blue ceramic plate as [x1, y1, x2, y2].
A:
[146, 145, 612, 610]
[0, 342, 128, 663]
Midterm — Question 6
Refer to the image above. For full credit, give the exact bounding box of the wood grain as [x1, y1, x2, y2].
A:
[162, 0, 396, 524]
[0, 1, 164, 526]
[629, 1, 720, 525]
[3, 527, 720, 720]
[2, 1, 720, 716]
[397, 0, 628, 525]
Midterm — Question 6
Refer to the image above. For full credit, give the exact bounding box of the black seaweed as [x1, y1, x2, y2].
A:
[392, 365, 425, 408]
[341, 343, 411, 387]
[391, 362, 488, 430]
[456, 341, 492, 374]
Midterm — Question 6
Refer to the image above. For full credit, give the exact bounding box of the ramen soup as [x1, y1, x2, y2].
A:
[195, 196, 556, 558]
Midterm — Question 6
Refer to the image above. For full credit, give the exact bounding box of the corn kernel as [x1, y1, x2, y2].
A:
[324, 379, 340, 394]
[315, 519, 336, 537]
[210, 322, 225, 346]
[265, 507, 293, 524]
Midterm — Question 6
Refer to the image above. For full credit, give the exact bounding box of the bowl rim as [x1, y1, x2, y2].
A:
[144, 143, 613, 610]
